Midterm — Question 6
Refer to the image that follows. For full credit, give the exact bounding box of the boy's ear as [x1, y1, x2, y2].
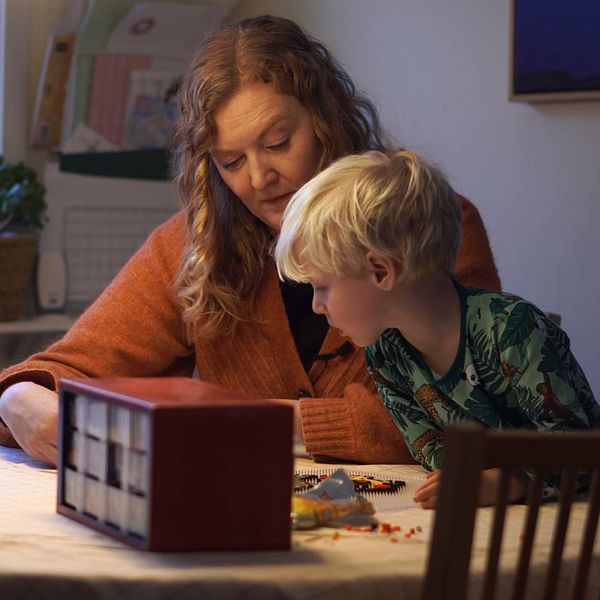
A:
[365, 251, 398, 291]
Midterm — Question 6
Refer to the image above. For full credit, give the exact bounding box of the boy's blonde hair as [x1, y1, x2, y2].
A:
[275, 150, 463, 282]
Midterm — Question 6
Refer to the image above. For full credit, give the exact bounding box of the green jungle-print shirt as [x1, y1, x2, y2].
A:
[365, 284, 599, 497]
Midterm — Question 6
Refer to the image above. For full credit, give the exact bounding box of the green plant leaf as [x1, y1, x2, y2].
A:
[0, 158, 46, 233]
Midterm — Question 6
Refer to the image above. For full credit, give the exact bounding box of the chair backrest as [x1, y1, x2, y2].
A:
[422, 422, 600, 600]
[546, 312, 562, 326]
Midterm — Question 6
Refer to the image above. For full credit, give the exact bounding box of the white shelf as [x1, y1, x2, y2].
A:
[0, 314, 77, 335]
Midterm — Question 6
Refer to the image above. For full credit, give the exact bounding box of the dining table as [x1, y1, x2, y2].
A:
[2, 445, 599, 599]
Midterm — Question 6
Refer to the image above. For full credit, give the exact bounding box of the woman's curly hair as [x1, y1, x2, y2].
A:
[172, 15, 389, 340]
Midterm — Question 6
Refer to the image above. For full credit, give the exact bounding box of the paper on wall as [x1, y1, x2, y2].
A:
[123, 69, 181, 149]
[63, 123, 118, 153]
[87, 54, 152, 147]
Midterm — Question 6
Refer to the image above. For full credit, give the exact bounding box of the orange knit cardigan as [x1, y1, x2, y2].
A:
[0, 197, 499, 463]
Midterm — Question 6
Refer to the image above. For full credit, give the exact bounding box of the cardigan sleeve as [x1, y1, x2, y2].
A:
[0, 212, 195, 397]
[300, 383, 418, 464]
[456, 196, 501, 290]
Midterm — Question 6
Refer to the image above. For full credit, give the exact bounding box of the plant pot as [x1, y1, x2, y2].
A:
[0, 232, 38, 321]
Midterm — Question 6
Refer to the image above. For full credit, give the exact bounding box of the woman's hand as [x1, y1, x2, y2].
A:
[0, 382, 59, 466]
[413, 467, 526, 509]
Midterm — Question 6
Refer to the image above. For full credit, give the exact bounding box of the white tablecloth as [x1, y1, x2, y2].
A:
[1, 447, 599, 599]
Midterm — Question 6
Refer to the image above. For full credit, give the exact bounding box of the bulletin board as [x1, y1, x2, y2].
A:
[59, 0, 233, 179]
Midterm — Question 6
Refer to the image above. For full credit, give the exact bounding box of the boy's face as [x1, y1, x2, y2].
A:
[308, 268, 388, 347]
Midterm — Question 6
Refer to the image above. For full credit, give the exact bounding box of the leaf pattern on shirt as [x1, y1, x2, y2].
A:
[364, 284, 600, 495]
[499, 302, 538, 350]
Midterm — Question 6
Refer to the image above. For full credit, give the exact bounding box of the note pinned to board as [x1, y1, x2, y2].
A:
[86, 54, 152, 147]
[105, 2, 229, 58]
[123, 69, 180, 149]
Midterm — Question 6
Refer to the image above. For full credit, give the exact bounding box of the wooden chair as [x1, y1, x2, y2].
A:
[546, 312, 562, 326]
[422, 423, 600, 600]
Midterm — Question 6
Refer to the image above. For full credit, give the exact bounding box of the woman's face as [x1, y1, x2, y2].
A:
[210, 83, 322, 231]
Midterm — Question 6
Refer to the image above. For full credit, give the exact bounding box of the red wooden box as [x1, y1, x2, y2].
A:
[57, 377, 294, 551]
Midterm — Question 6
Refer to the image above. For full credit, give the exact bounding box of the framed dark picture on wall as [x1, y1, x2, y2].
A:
[510, 0, 600, 102]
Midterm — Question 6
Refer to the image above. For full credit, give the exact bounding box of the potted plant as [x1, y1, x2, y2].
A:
[0, 157, 46, 321]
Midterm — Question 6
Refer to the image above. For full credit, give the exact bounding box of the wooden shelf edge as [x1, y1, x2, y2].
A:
[0, 314, 77, 335]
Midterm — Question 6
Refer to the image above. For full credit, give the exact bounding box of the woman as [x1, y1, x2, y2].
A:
[0, 15, 499, 465]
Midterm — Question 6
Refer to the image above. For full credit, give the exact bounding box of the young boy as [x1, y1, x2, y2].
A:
[274, 150, 599, 508]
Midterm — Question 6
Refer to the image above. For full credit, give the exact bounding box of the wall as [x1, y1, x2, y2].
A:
[231, 0, 600, 394]
[2, 0, 30, 163]
[2, 0, 66, 171]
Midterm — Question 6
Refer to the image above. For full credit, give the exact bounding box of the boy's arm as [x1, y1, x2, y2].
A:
[365, 372, 445, 471]
[376, 385, 445, 472]
[413, 467, 526, 509]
